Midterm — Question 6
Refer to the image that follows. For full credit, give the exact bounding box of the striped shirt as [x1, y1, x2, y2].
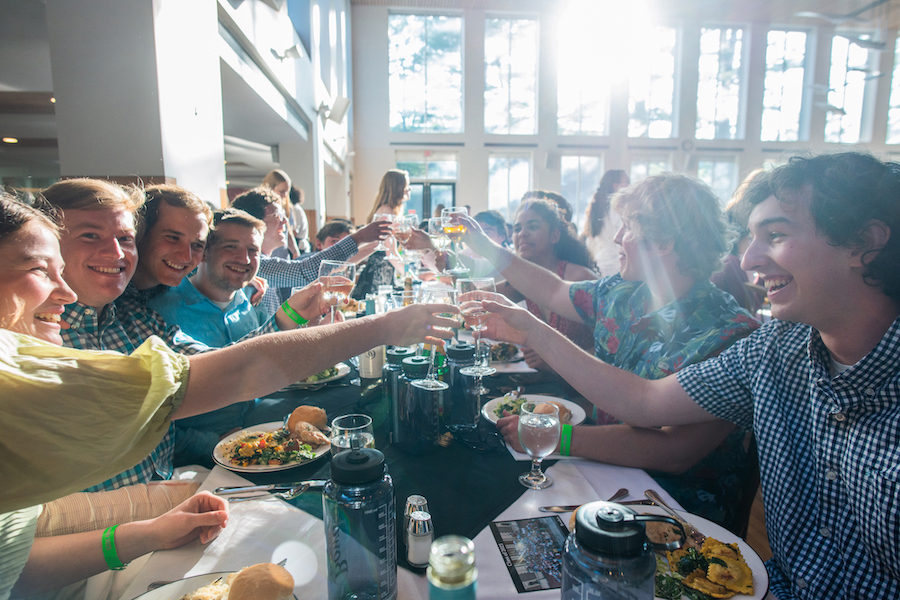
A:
[678, 316, 900, 599]
[257, 234, 358, 316]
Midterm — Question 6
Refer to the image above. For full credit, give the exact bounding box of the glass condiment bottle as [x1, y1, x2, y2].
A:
[428, 535, 477, 600]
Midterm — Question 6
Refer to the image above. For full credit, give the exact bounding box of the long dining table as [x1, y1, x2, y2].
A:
[107, 362, 687, 600]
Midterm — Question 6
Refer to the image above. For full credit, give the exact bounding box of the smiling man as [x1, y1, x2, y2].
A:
[476, 152, 900, 599]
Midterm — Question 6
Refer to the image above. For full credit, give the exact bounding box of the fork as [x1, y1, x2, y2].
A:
[227, 483, 310, 503]
[644, 489, 706, 543]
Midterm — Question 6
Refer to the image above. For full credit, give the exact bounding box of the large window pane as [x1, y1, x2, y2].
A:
[825, 35, 873, 143]
[761, 30, 807, 142]
[696, 27, 745, 140]
[488, 154, 532, 221]
[389, 14, 463, 132]
[560, 155, 604, 233]
[696, 158, 738, 205]
[556, 6, 609, 135]
[887, 38, 900, 143]
[485, 18, 538, 135]
[628, 26, 678, 138]
[396, 150, 459, 181]
[630, 155, 671, 182]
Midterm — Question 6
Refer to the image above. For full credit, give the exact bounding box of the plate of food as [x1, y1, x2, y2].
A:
[134, 563, 298, 599]
[482, 394, 586, 426]
[213, 407, 331, 473]
[490, 341, 523, 363]
[282, 363, 350, 390]
[640, 506, 768, 600]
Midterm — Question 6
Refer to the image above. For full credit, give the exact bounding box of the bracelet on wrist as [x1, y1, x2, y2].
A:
[560, 424, 573, 457]
[281, 301, 309, 326]
[101, 524, 129, 571]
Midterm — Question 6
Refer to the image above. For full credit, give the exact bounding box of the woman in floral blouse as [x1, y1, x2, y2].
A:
[459, 174, 760, 533]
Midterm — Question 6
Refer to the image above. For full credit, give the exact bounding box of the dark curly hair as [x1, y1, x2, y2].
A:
[515, 198, 595, 270]
[733, 152, 900, 301]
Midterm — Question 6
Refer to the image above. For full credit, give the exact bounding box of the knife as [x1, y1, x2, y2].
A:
[214, 479, 327, 495]
[538, 499, 655, 513]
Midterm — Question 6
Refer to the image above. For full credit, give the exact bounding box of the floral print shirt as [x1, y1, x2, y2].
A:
[569, 275, 760, 533]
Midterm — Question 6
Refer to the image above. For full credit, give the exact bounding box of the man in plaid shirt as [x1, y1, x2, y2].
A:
[43, 180, 319, 491]
[477, 153, 900, 598]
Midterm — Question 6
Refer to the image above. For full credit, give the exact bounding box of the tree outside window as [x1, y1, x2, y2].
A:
[389, 14, 463, 132]
[485, 17, 538, 135]
[488, 154, 532, 221]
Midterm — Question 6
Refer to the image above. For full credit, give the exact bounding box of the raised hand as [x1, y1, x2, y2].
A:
[150, 491, 229, 549]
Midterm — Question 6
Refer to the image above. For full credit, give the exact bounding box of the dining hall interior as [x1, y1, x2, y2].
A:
[2, 0, 899, 598]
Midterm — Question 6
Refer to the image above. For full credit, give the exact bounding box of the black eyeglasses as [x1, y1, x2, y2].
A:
[454, 428, 507, 454]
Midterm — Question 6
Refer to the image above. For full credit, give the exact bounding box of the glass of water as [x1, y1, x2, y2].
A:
[330, 414, 375, 456]
[517, 402, 561, 489]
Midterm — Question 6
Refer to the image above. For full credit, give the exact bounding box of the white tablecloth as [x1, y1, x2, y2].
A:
[114, 460, 673, 599]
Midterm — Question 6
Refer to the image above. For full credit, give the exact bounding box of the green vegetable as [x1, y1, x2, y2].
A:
[676, 547, 710, 576]
[655, 574, 684, 600]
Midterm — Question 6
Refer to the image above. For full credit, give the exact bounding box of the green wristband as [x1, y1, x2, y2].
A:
[102, 524, 128, 571]
[281, 301, 309, 326]
[560, 423, 573, 456]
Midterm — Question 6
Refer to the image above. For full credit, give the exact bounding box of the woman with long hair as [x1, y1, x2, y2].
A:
[261, 169, 306, 256]
[497, 198, 597, 365]
[583, 169, 630, 276]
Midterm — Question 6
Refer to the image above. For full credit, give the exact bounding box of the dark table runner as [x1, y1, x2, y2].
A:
[236, 366, 567, 568]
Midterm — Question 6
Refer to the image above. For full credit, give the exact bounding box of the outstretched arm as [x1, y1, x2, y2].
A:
[13, 492, 228, 596]
[179, 303, 459, 419]
[476, 293, 709, 427]
[497, 417, 736, 473]
[456, 214, 582, 321]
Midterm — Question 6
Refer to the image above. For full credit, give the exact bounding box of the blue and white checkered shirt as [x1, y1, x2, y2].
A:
[257, 235, 358, 316]
[61, 285, 280, 491]
[678, 316, 900, 599]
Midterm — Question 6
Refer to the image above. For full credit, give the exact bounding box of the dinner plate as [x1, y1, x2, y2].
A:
[481, 395, 586, 426]
[131, 571, 301, 599]
[489, 342, 524, 363]
[640, 505, 769, 600]
[213, 422, 331, 473]
[282, 362, 350, 390]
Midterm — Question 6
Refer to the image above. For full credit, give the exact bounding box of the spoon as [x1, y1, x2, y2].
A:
[538, 488, 629, 513]
[227, 483, 310, 503]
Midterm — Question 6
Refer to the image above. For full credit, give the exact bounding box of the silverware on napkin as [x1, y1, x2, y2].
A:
[538, 487, 629, 513]
[214, 479, 327, 495]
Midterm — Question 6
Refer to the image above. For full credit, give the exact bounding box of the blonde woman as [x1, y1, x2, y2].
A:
[261, 169, 305, 256]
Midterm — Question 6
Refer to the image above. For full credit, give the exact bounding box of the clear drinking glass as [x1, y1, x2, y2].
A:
[411, 285, 456, 391]
[330, 414, 375, 455]
[517, 402, 561, 489]
[373, 213, 398, 252]
[456, 278, 497, 377]
[441, 207, 469, 276]
[318, 260, 356, 322]
[426, 217, 451, 266]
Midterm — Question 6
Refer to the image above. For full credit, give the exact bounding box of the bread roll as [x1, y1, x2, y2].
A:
[228, 563, 294, 600]
[533, 401, 572, 424]
[288, 405, 327, 431]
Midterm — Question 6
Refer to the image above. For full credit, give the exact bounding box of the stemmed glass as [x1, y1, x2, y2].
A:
[456, 278, 497, 377]
[318, 260, 356, 322]
[373, 213, 398, 252]
[396, 215, 421, 279]
[517, 402, 561, 489]
[441, 207, 470, 276]
[411, 285, 456, 391]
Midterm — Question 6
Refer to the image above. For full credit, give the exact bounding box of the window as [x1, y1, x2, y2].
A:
[825, 35, 875, 143]
[628, 26, 678, 138]
[696, 157, 738, 205]
[488, 153, 532, 221]
[630, 155, 671, 182]
[389, 14, 463, 132]
[484, 17, 538, 135]
[397, 151, 458, 219]
[560, 155, 604, 232]
[556, 6, 610, 135]
[886, 38, 900, 143]
[761, 30, 808, 142]
[696, 26, 746, 140]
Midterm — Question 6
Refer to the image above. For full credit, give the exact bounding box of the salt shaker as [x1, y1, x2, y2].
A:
[404, 494, 430, 541]
[406, 510, 434, 569]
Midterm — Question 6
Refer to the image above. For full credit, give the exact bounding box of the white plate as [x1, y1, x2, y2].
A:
[640, 505, 769, 600]
[283, 362, 350, 390]
[212, 422, 331, 473]
[481, 395, 586, 426]
[132, 571, 300, 599]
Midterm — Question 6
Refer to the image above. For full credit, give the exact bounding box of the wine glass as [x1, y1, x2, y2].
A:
[456, 278, 496, 377]
[517, 402, 561, 489]
[372, 213, 398, 252]
[441, 207, 470, 276]
[411, 285, 456, 391]
[318, 260, 356, 322]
